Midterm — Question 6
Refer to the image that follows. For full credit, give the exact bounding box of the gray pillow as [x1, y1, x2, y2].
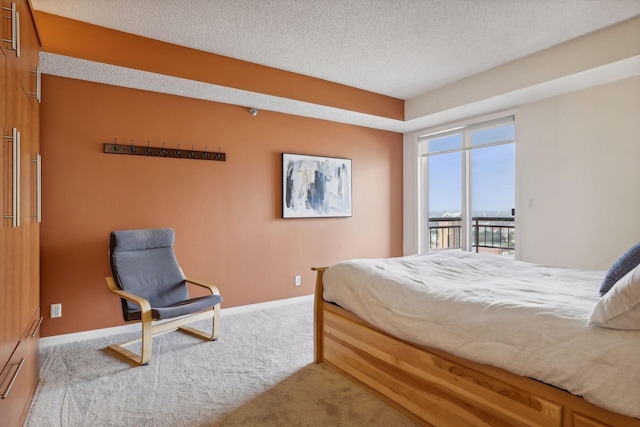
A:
[600, 242, 640, 296]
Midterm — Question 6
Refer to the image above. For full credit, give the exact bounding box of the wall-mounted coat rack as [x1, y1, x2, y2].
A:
[103, 140, 226, 161]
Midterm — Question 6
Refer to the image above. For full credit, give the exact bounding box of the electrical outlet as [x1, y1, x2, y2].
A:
[51, 303, 62, 318]
[294, 275, 301, 286]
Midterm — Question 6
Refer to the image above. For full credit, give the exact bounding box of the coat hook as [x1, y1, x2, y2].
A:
[103, 140, 225, 162]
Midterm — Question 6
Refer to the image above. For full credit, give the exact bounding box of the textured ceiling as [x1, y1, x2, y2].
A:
[30, 0, 640, 100]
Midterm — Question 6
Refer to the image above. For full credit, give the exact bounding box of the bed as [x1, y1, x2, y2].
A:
[312, 251, 640, 426]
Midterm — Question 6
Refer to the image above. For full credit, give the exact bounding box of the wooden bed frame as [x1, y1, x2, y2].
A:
[312, 267, 640, 427]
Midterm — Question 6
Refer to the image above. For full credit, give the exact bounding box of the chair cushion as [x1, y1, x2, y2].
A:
[110, 228, 189, 317]
[110, 228, 175, 252]
[125, 294, 223, 321]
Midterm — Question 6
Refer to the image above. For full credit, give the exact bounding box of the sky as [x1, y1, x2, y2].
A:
[427, 124, 514, 216]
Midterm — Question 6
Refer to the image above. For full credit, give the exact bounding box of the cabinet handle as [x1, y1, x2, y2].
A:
[15, 10, 20, 57]
[27, 317, 43, 338]
[2, 3, 19, 57]
[30, 66, 41, 102]
[16, 129, 20, 227]
[3, 128, 20, 227]
[31, 154, 41, 223]
[0, 358, 24, 399]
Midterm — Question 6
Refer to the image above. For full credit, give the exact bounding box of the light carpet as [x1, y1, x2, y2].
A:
[25, 301, 419, 426]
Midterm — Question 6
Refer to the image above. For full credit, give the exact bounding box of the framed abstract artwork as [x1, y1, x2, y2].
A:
[282, 153, 352, 218]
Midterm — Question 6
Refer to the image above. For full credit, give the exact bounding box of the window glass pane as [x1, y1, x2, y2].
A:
[471, 143, 514, 216]
[428, 133, 462, 153]
[428, 152, 462, 250]
[472, 124, 514, 147]
[471, 143, 515, 255]
[428, 152, 462, 217]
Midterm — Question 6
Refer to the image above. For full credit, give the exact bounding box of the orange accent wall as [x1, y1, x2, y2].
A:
[33, 11, 404, 121]
[39, 75, 403, 337]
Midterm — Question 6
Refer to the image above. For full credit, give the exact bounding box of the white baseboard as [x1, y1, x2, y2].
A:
[39, 294, 314, 348]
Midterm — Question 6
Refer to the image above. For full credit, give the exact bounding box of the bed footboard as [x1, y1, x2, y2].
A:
[312, 267, 328, 364]
[312, 267, 640, 427]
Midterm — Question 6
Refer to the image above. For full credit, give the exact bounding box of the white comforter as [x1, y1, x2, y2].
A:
[322, 251, 640, 419]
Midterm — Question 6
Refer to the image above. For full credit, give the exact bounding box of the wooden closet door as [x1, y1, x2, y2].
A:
[19, 90, 39, 331]
[0, 2, 40, 425]
[1, 52, 22, 367]
[21, 0, 39, 115]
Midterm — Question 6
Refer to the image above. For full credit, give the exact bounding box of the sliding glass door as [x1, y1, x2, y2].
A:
[420, 117, 515, 255]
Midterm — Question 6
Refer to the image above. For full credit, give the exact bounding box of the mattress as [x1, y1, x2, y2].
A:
[322, 251, 640, 418]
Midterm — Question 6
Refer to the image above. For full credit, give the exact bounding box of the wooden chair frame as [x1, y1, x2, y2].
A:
[105, 276, 221, 366]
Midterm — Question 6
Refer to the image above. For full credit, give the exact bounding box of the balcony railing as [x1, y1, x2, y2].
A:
[428, 216, 515, 253]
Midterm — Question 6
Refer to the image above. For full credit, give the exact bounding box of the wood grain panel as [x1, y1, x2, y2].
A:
[324, 309, 562, 427]
[573, 413, 611, 427]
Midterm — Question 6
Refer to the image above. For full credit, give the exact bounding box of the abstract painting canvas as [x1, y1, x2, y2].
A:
[282, 153, 352, 218]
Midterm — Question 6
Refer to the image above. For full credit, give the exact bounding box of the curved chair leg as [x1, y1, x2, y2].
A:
[140, 314, 153, 365]
[178, 305, 220, 341]
[107, 312, 153, 366]
[106, 306, 220, 366]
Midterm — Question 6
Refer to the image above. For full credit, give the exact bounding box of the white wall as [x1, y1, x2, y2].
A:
[403, 16, 640, 270]
[404, 76, 640, 270]
[516, 76, 640, 270]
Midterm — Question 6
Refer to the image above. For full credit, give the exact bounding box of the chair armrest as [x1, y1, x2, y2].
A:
[105, 277, 152, 313]
[184, 277, 220, 296]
